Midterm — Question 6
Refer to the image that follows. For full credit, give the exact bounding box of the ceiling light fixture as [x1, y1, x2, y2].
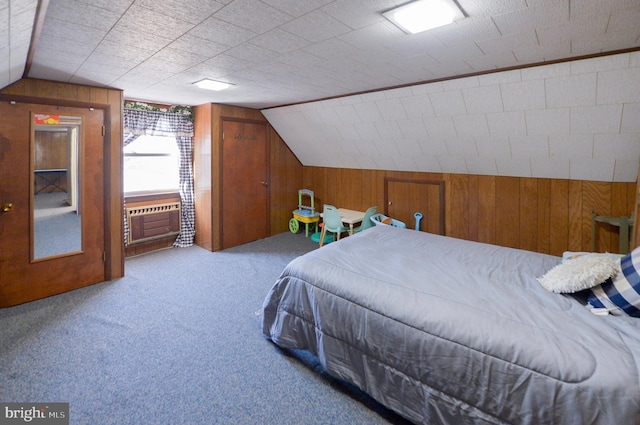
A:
[383, 0, 464, 34]
[193, 79, 232, 91]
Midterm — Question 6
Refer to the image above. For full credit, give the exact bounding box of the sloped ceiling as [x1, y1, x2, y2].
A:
[2, 0, 640, 181]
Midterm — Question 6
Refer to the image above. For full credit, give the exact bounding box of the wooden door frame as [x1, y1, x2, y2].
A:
[0, 93, 115, 279]
[384, 177, 446, 235]
[218, 117, 270, 249]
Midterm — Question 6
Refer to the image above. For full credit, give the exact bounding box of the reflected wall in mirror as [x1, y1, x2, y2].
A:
[32, 114, 83, 260]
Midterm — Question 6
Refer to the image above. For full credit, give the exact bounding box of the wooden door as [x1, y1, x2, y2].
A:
[385, 178, 445, 234]
[221, 119, 268, 249]
[0, 103, 105, 307]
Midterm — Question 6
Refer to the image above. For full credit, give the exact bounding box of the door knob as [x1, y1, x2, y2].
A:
[2, 203, 13, 212]
[260, 181, 268, 187]
[388, 201, 392, 206]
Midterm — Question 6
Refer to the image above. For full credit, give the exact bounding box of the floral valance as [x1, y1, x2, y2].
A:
[124, 107, 194, 140]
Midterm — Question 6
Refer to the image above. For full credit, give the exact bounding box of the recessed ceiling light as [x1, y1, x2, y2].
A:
[383, 0, 464, 34]
[193, 79, 232, 91]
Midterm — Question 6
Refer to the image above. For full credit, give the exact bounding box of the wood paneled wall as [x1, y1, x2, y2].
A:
[1, 78, 124, 279]
[303, 167, 636, 256]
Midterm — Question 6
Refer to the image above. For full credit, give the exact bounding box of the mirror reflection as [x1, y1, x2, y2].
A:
[32, 114, 82, 260]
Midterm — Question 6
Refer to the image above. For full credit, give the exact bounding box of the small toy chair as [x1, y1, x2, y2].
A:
[353, 206, 378, 233]
[319, 205, 349, 247]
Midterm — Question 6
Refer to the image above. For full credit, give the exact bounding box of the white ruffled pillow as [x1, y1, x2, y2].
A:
[537, 253, 620, 294]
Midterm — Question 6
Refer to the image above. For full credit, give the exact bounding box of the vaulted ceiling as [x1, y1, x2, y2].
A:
[2, 0, 640, 181]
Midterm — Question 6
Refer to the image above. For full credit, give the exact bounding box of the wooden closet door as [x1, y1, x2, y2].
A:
[221, 119, 268, 249]
[385, 178, 445, 234]
[0, 102, 106, 307]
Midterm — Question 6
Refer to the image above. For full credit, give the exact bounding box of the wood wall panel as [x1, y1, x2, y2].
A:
[303, 166, 636, 256]
[477, 176, 496, 245]
[519, 178, 538, 252]
[536, 179, 551, 254]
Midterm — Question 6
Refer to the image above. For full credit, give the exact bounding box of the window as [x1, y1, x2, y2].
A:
[123, 135, 179, 194]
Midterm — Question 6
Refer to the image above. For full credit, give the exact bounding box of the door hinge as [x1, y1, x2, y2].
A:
[222, 132, 224, 140]
[102, 252, 106, 263]
[101, 125, 106, 136]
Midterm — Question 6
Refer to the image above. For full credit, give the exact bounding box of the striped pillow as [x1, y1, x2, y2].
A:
[587, 248, 640, 317]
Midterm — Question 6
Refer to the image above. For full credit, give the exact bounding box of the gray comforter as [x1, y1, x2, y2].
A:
[262, 225, 640, 424]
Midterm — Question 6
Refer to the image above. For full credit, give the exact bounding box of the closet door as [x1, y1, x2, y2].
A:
[385, 178, 445, 234]
[221, 119, 268, 249]
[0, 102, 106, 307]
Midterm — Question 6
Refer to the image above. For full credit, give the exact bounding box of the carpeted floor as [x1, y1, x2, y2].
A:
[0, 232, 411, 425]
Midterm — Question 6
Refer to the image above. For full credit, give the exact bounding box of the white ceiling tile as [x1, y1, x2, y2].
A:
[446, 137, 478, 156]
[135, 0, 225, 25]
[412, 155, 443, 173]
[249, 28, 310, 53]
[466, 157, 498, 176]
[189, 17, 256, 46]
[322, 0, 394, 30]
[398, 118, 428, 140]
[261, 0, 334, 18]
[570, 158, 615, 181]
[549, 134, 594, 159]
[423, 116, 457, 139]
[352, 102, 382, 123]
[437, 155, 469, 174]
[462, 85, 503, 114]
[430, 90, 467, 117]
[374, 121, 402, 145]
[457, 0, 528, 16]
[545, 73, 597, 108]
[118, 5, 194, 39]
[487, 111, 527, 136]
[434, 16, 502, 47]
[453, 114, 490, 138]
[400, 94, 435, 119]
[597, 67, 640, 105]
[526, 108, 570, 135]
[281, 9, 351, 43]
[621, 103, 640, 134]
[475, 136, 511, 157]
[417, 137, 449, 156]
[510, 135, 549, 157]
[215, 0, 292, 34]
[168, 34, 229, 58]
[352, 122, 380, 142]
[374, 155, 401, 170]
[593, 134, 640, 160]
[531, 157, 570, 179]
[500, 80, 546, 111]
[45, 1, 121, 31]
[570, 104, 623, 135]
[375, 98, 407, 121]
[476, 30, 538, 57]
[496, 157, 532, 177]
[492, 1, 569, 36]
[613, 159, 640, 182]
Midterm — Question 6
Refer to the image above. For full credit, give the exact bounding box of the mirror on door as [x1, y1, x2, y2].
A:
[32, 114, 82, 260]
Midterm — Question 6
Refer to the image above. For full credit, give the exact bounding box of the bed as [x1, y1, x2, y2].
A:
[261, 225, 640, 424]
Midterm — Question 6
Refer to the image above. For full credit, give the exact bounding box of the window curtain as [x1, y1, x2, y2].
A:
[123, 108, 195, 247]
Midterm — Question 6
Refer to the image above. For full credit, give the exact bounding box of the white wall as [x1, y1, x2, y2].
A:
[263, 51, 640, 182]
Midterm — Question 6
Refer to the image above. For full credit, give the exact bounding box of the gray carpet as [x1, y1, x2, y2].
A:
[0, 232, 411, 425]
